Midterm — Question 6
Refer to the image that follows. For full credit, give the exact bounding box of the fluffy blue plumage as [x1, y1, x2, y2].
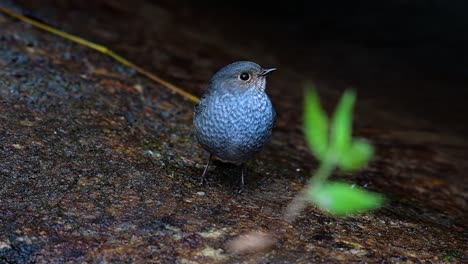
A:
[193, 61, 276, 165]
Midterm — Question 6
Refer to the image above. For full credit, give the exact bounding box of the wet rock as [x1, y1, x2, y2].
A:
[0, 236, 40, 264]
[0, 0, 466, 263]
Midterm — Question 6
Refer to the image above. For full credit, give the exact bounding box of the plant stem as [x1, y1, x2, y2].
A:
[310, 153, 336, 188]
[284, 154, 335, 222]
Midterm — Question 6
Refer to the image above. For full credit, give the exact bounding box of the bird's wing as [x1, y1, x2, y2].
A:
[193, 84, 213, 116]
[272, 105, 277, 128]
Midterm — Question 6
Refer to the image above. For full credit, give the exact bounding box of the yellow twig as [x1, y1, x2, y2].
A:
[0, 6, 200, 103]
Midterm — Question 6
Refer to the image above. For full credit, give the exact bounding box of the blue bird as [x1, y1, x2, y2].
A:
[193, 61, 277, 187]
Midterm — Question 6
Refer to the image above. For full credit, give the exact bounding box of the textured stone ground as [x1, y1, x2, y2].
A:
[0, 1, 466, 263]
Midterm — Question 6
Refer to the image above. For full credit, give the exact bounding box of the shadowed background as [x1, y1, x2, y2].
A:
[191, 0, 468, 136]
[0, 0, 467, 262]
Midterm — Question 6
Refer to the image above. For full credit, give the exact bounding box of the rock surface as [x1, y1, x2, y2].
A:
[0, 0, 466, 263]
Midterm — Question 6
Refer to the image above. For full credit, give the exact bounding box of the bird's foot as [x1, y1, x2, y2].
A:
[200, 175, 207, 186]
[199, 154, 213, 187]
[235, 184, 246, 194]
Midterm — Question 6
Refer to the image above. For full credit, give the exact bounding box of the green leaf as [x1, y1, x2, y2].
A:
[304, 85, 329, 160]
[308, 181, 384, 216]
[338, 139, 374, 172]
[330, 89, 356, 158]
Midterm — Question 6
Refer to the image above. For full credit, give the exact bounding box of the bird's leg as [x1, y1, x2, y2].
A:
[237, 164, 246, 193]
[200, 154, 212, 185]
[241, 165, 245, 186]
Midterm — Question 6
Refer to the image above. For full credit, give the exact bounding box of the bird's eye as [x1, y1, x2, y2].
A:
[239, 72, 250, 81]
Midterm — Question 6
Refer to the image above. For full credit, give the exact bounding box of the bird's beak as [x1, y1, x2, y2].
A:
[260, 68, 277, 76]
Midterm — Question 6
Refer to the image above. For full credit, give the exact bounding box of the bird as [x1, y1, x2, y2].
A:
[193, 61, 277, 188]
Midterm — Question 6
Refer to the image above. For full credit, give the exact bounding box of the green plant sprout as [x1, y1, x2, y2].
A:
[303, 83, 384, 216]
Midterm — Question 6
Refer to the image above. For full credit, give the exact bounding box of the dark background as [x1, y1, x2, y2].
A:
[185, 0, 468, 136]
[193, 0, 468, 72]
